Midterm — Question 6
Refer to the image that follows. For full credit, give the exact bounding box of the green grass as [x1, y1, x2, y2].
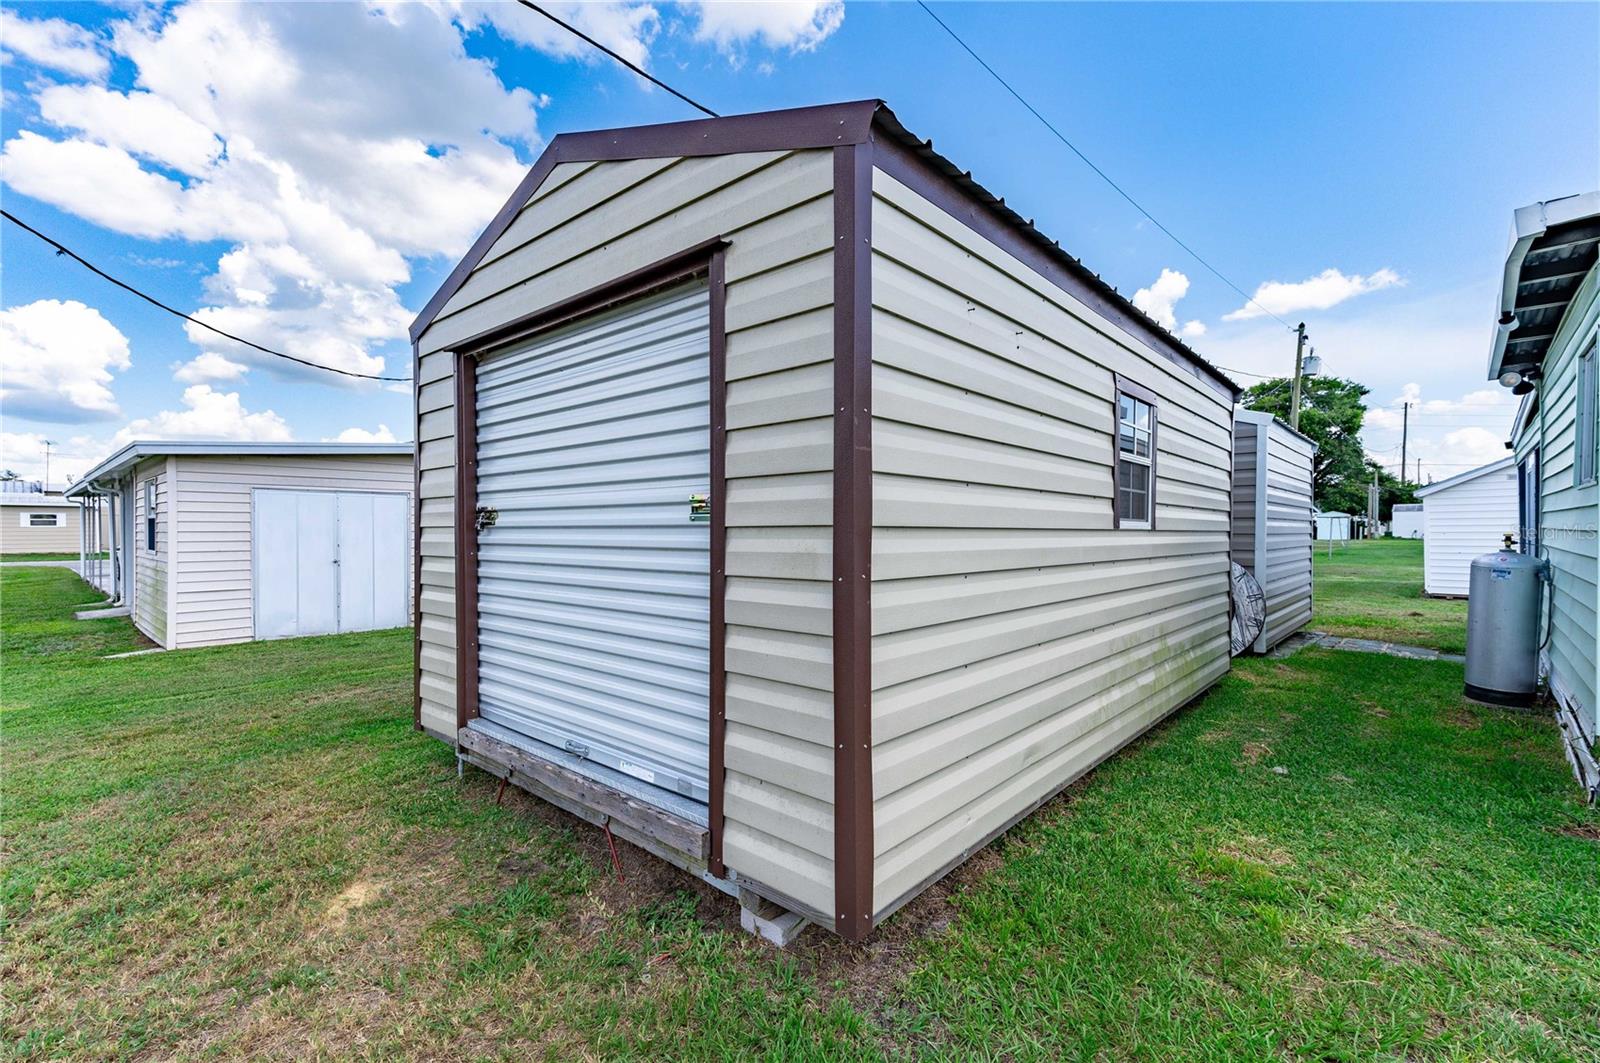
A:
[5, 566, 1597, 1060]
[1312, 538, 1468, 653]
[0, 552, 105, 562]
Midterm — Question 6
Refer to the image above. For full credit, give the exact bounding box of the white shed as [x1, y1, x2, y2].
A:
[66, 442, 414, 648]
[1416, 457, 1518, 597]
[1230, 411, 1316, 652]
[1389, 503, 1423, 539]
[1314, 510, 1352, 541]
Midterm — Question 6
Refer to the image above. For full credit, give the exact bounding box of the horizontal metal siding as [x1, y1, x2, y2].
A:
[171, 456, 414, 649]
[1233, 416, 1315, 651]
[1526, 264, 1598, 740]
[413, 150, 837, 914]
[474, 285, 712, 802]
[1422, 469, 1519, 596]
[132, 459, 167, 647]
[867, 169, 1233, 919]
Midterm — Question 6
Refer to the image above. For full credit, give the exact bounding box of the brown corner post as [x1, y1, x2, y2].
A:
[832, 140, 874, 941]
[453, 351, 481, 733]
[707, 247, 729, 879]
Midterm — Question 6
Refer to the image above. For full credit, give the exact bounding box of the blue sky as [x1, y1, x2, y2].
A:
[2, 1, 1596, 487]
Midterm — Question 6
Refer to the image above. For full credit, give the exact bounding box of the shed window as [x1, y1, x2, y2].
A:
[1518, 449, 1539, 555]
[1577, 341, 1597, 486]
[1115, 389, 1156, 528]
[144, 480, 157, 551]
[22, 512, 63, 528]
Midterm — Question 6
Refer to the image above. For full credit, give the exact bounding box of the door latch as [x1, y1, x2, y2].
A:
[688, 494, 710, 523]
[475, 505, 498, 532]
[563, 739, 589, 758]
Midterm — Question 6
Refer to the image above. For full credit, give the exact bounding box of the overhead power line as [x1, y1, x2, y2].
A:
[2, 210, 409, 383]
[517, 1, 718, 118]
[915, 1, 1295, 333]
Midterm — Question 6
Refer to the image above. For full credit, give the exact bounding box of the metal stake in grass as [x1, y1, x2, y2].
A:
[602, 817, 625, 883]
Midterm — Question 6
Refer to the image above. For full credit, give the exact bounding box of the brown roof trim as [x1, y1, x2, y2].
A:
[831, 141, 875, 942]
[412, 101, 1239, 402]
[410, 101, 880, 344]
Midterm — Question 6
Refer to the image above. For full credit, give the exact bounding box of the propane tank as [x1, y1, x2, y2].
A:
[1464, 535, 1547, 707]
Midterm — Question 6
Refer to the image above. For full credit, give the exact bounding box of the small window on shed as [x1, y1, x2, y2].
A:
[24, 512, 63, 528]
[144, 480, 157, 551]
[1577, 341, 1597, 487]
[1115, 387, 1156, 529]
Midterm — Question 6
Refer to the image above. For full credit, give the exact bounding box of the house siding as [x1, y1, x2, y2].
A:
[866, 167, 1234, 919]
[1421, 464, 1518, 596]
[132, 458, 168, 648]
[0, 501, 102, 554]
[413, 149, 840, 916]
[170, 455, 414, 649]
[1519, 263, 1599, 742]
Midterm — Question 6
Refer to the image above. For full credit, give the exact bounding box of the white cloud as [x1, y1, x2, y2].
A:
[0, 10, 109, 79]
[1224, 267, 1404, 321]
[0, 300, 132, 422]
[0, 430, 111, 490]
[327, 424, 399, 444]
[689, 1, 845, 55]
[454, 1, 661, 69]
[111, 385, 292, 446]
[172, 352, 249, 384]
[1131, 268, 1199, 333]
[2, 2, 545, 382]
[1180, 320, 1207, 338]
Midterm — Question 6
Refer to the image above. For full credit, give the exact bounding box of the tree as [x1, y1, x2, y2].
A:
[1241, 376, 1373, 514]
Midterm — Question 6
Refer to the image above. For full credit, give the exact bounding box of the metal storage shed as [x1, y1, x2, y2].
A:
[1230, 411, 1316, 653]
[1389, 503, 1423, 539]
[1416, 457, 1518, 597]
[66, 442, 414, 649]
[410, 100, 1241, 941]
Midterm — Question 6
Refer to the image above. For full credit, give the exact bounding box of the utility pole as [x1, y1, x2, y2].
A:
[1289, 322, 1308, 432]
[42, 439, 55, 493]
[1400, 402, 1410, 482]
[1369, 468, 1380, 538]
[1416, 458, 1421, 484]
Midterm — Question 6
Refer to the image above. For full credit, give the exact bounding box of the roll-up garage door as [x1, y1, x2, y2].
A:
[473, 283, 711, 804]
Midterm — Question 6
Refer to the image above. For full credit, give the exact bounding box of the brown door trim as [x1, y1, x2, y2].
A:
[832, 140, 875, 941]
[447, 240, 731, 870]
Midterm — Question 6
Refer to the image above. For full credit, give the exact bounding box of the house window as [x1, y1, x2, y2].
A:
[1577, 341, 1597, 486]
[144, 480, 157, 551]
[22, 512, 63, 528]
[1518, 449, 1539, 555]
[1115, 386, 1156, 529]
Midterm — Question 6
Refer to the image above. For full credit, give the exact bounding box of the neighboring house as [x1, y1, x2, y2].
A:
[1389, 504, 1423, 539]
[410, 100, 1241, 940]
[1314, 510, 1352, 541]
[1230, 411, 1316, 653]
[1416, 458, 1518, 597]
[66, 442, 415, 650]
[0, 486, 105, 554]
[1488, 191, 1599, 799]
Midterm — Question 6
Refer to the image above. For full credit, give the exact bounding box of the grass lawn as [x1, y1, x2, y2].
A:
[4, 566, 1597, 1060]
[0, 552, 106, 563]
[1312, 538, 1468, 653]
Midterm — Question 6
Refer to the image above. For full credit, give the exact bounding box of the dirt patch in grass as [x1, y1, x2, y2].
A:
[1551, 821, 1600, 841]
[1345, 912, 1458, 968]
[1219, 834, 1295, 868]
[1239, 740, 1272, 766]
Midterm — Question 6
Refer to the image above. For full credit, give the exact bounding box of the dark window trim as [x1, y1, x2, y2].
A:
[1112, 374, 1159, 531]
[1518, 447, 1540, 555]
[447, 238, 731, 878]
[143, 479, 157, 552]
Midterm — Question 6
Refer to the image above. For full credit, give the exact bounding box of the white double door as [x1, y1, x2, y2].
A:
[254, 489, 408, 639]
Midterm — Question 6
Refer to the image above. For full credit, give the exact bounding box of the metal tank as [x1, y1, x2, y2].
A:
[1464, 545, 1547, 706]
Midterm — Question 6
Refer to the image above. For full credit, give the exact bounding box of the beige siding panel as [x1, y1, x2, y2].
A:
[132, 459, 167, 647]
[0, 501, 102, 553]
[414, 150, 836, 914]
[868, 166, 1233, 920]
[170, 455, 414, 648]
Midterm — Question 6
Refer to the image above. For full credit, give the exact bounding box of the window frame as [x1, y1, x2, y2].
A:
[1517, 447, 1540, 555]
[23, 512, 64, 528]
[1112, 375, 1159, 531]
[144, 480, 157, 552]
[1576, 340, 1597, 487]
